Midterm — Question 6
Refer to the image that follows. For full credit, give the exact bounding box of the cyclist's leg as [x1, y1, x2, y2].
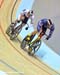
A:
[30, 34, 36, 41]
[38, 31, 45, 39]
[26, 31, 37, 43]
[39, 26, 47, 39]
[31, 30, 38, 35]
[14, 23, 25, 33]
[14, 16, 27, 33]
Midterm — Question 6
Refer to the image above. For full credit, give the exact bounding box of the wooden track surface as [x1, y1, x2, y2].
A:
[0, 0, 59, 75]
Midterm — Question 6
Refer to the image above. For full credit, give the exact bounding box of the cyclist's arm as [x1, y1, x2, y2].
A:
[17, 13, 25, 22]
[48, 24, 55, 39]
[30, 15, 34, 24]
[37, 20, 43, 32]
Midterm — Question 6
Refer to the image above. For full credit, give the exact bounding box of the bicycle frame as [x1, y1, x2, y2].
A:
[26, 34, 41, 46]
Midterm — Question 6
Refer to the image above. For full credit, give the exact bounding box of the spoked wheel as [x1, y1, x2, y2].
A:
[21, 35, 31, 50]
[10, 24, 22, 40]
[10, 29, 22, 40]
[10, 32, 18, 40]
[28, 39, 41, 55]
[6, 25, 13, 36]
[6, 23, 22, 40]
[6, 23, 15, 37]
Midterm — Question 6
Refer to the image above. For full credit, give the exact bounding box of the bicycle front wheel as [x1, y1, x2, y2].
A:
[29, 39, 41, 55]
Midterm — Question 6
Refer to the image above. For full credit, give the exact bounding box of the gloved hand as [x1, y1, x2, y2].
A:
[25, 27, 28, 30]
[46, 36, 49, 40]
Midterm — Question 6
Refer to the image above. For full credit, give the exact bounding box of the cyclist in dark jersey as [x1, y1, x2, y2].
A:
[31, 18, 55, 40]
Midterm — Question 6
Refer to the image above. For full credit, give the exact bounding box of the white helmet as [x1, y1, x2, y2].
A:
[30, 10, 33, 16]
[26, 9, 30, 13]
[23, 9, 33, 16]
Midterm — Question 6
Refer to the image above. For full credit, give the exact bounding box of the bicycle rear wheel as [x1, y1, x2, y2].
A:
[6, 23, 14, 36]
[21, 39, 27, 49]
[10, 24, 22, 40]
